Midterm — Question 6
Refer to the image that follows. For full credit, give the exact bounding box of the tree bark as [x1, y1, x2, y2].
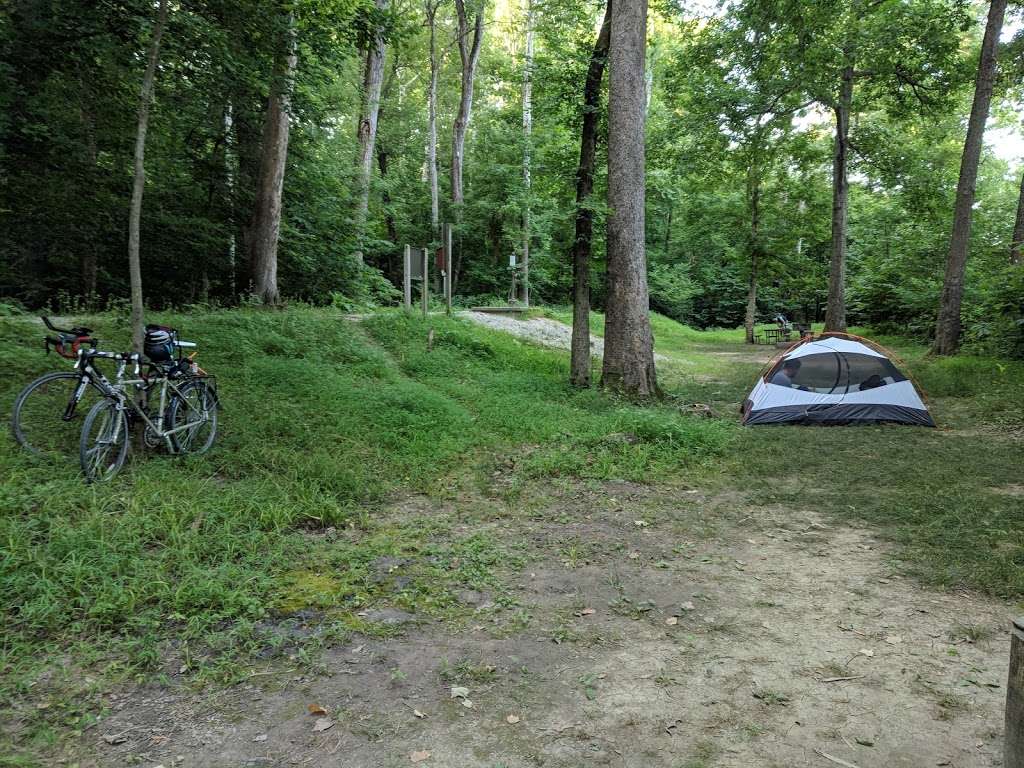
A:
[354, 0, 389, 263]
[127, 0, 168, 354]
[601, 0, 658, 396]
[744, 167, 761, 345]
[520, 0, 533, 305]
[249, 18, 297, 306]
[933, 0, 1007, 354]
[570, 0, 612, 388]
[426, 0, 441, 244]
[376, 134, 399, 279]
[1010, 170, 1024, 265]
[451, 0, 484, 290]
[824, 60, 852, 334]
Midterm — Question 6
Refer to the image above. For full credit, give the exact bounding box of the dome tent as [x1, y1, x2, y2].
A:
[741, 334, 935, 427]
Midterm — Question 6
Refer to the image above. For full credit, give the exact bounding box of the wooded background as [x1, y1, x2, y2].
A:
[1, 0, 1022, 357]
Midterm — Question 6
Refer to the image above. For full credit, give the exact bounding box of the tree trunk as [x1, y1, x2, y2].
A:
[1010, 169, 1024, 265]
[601, 0, 658, 396]
[249, 19, 297, 306]
[824, 60, 852, 334]
[451, 0, 485, 290]
[127, 0, 168, 354]
[569, 0, 612, 389]
[520, 0, 533, 305]
[426, 0, 441, 244]
[79, 86, 100, 304]
[224, 100, 238, 298]
[354, 0, 389, 263]
[376, 138, 399, 281]
[933, 0, 1007, 354]
[744, 168, 761, 345]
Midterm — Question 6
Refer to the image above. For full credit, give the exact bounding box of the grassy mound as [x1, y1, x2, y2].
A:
[0, 308, 732, 696]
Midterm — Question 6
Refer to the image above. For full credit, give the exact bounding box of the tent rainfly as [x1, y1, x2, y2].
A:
[742, 334, 935, 427]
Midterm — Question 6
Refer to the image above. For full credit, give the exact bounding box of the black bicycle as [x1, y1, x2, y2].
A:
[78, 325, 219, 482]
[10, 317, 107, 456]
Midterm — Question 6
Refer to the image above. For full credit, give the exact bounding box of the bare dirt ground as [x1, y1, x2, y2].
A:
[68, 479, 1012, 768]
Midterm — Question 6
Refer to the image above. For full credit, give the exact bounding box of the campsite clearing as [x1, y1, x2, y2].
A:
[1, 308, 1022, 767]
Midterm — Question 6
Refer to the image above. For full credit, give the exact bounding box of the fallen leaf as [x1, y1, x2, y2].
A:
[253, 734, 268, 743]
[102, 732, 129, 745]
[307, 703, 328, 716]
[312, 717, 334, 733]
[680, 601, 696, 611]
[884, 635, 903, 645]
[410, 750, 431, 763]
[634, 520, 648, 528]
[859, 648, 875, 657]
[576, 608, 596, 617]
[450, 686, 470, 699]
[506, 714, 520, 724]
[665, 617, 678, 626]
[413, 709, 426, 719]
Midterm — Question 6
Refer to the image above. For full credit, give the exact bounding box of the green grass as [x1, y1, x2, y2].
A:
[2, 304, 1023, 762]
[0, 308, 731, 716]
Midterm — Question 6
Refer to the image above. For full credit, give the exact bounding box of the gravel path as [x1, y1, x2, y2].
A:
[459, 311, 667, 361]
[459, 311, 603, 356]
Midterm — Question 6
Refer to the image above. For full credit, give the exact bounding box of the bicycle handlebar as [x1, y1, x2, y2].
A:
[41, 316, 92, 336]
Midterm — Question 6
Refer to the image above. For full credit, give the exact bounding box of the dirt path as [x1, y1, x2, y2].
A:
[72, 480, 1011, 768]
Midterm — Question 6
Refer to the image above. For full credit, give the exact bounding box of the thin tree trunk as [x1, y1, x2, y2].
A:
[824, 60, 852, 334]
[128, 0, 168, 354]
[520, 0, 533, 305]
[451, 0, 484, 290]
[376, 140, 398, 246]
[569, 0, 612, 388]
[933, 0, 1007, 354]
[1010, 169, 1024, 265]
[249, 18, 297, 306]
[601, 0, 658, 396]
[354, 0, 389, 263]
[426, 0, 441, 244]
[224, 100, 238, 298]
[744, 168, 761, 345]
[79, 86, 99, 304]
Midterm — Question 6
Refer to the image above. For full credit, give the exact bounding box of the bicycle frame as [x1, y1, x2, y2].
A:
[102, 373, 211, 454]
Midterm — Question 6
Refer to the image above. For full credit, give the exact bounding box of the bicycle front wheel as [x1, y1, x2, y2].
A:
[11, 372, 101, 457]
[167, 380, 218, 455]
[79, 400, 129, 483]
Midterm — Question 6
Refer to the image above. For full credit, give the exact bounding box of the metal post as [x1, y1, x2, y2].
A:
[403, 245, 412, 312]
[444, 224, 453, 316]
[1007, 617, 1024, 767]
[421, 249, 429, 319]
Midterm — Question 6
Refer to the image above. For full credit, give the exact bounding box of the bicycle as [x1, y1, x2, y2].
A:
[78, 326, 219, 483]
[10, 317, 107, 456]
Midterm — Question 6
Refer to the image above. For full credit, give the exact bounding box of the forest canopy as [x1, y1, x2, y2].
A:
[1, 0, 1023, 356]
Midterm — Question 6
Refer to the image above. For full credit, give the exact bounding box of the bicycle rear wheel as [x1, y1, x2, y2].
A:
[11, 372, 101, 457]
[167, 380, 218, 455]
[79, 399, 129, 482]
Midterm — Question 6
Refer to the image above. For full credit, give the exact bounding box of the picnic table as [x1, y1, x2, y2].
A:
[754, 327, 792, 345]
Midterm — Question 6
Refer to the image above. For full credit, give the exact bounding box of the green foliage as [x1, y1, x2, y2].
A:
[0, 0, 1021, 356]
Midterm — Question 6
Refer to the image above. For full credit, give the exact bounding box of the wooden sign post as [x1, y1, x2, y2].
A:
[420, 247, 428, 318]
[403, 245, 412, 312]
[443, 223, 453, 316]
[404, 245, 429, 317]
[1007, 617, 1024, 767]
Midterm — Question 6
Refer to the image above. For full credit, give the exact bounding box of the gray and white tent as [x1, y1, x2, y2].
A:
[742, 334, 934, 427]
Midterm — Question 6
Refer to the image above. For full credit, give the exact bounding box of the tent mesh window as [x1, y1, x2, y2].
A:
[766, 353, 906, 395]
